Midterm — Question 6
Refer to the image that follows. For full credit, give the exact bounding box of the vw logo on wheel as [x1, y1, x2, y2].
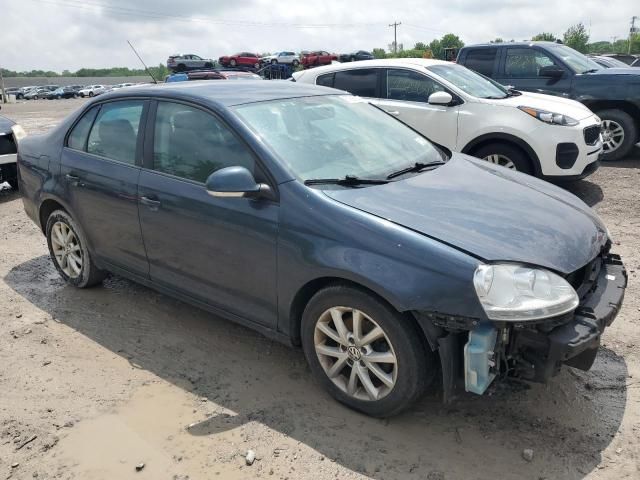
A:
[347, 345, 362, 361]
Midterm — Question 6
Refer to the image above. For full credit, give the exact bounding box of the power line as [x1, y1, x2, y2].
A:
[389, 21, 401, 54]
[27, 0, 386, 29]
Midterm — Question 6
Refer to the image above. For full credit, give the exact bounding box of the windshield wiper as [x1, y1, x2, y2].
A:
[386, 161, 447, 180]
[304, 175, 389, 186]
[507, 88, 522, 97]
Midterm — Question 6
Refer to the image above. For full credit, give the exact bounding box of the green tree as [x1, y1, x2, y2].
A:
[563, 23, 589, 52]
[490, 38, 504, 43]
[531, 32, 557, 42]
[414, 42, 428, 50]
[372, 48, 387, 59]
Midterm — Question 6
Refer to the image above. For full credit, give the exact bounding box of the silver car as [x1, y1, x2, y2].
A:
[167, 54, 215, 72]
[261, 51, 300, 66]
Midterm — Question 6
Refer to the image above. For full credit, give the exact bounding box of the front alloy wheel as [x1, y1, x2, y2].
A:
[302, 286, 435, 417]
[314, 307, 397, 401]
[484, 154, 516, 169]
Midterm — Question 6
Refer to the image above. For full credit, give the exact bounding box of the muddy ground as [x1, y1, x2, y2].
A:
[0, 99, 639, 480]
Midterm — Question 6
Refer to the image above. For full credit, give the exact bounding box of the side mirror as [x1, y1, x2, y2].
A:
[539, 65, 564, 78]
[206, 166, 273, 200]
[428, 91, 453, 106]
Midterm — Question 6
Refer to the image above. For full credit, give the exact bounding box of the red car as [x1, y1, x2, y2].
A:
[301, 51, 338, 68]
[218, 52, 261, 69]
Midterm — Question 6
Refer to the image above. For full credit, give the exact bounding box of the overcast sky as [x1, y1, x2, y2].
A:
[1, 0, 638, 71]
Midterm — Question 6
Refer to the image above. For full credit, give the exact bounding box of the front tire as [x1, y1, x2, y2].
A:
[46, 210, 106, 288]
[88, 91, 94, 97]
[598, 109, 637, 161]
[301, 285, 435, 417]
[474, 142, 533, 174]
[230, 59, 237, 67]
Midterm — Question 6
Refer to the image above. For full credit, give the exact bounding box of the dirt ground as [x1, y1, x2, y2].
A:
[0, 99, 639, 480]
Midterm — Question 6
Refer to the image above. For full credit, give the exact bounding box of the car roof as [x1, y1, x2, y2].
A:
[93, 80, 341, 107]
[293, 58, 452, 78]
[462, 41, 564, 49]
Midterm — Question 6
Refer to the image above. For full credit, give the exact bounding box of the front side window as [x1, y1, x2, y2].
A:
[386, 69, 444, 102]
[333, 69, 378, 97]
[233, 95, 444, 182]
[428, 64, 508, 99]
[152, 102, 255, 183]
[504, 48, 556, 78]
[87, 100, 144, 164]
[67, 106, 99, 151]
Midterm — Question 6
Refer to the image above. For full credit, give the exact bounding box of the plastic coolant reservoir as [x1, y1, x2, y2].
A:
[464, 323, 498, 395]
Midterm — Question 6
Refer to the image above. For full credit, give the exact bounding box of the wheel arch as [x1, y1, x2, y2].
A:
[461, 133, 542, 177]
[38, 198, 68, 234]
[287, 276, 414, 346]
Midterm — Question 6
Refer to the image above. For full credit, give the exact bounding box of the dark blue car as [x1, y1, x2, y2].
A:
[17, 81, 626, 416]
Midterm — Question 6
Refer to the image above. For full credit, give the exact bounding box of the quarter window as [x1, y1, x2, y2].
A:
[152, 102, 255, 183]
[316, 73, 335, 87]
[505, 48, 557, 77]
[386, 69, 445, 102]
[463, 48, 497, 76]
[67, 106, 99, 151]
[86, 101, 144, 164]
[333, 69, 378, 97]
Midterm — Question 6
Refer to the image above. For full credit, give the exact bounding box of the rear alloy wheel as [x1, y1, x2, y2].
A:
[230, 59, 237, 67]
[302, 285, 435, 417]
[89, 91, 94, 97]
[598, 109, 637, 161]
[474, 142, 533, 175]
[46, 210, 106, 288]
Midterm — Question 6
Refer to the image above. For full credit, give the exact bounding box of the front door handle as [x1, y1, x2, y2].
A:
[385, 110, 401, 116]
[65, 173, 80, 181]
[140, 196, 161, 210]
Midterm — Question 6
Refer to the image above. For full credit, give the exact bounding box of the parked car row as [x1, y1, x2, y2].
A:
[3, 83, 143, 101]
[168, 50, 373, 72]
[14, 79, 627, 417]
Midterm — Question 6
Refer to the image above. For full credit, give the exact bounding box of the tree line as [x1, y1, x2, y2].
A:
[0, 64, 169, 79]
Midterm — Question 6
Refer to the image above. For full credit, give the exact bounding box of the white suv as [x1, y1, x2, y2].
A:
[78, 85, 106, 98]
[293, 59, 603, 180]
[261, 51, 300, 66]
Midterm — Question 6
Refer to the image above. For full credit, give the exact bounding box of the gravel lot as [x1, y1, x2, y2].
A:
[1, 99, 639, 480]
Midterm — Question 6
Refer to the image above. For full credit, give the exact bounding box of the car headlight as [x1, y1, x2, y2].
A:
[473, 264, 579, 321]
[518, 106, 579, 126]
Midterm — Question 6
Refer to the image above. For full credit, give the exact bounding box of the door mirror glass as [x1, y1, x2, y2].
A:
[206, 166, 266, 199]
[428, 91, 453, 106]
[538, 65, 564, 78]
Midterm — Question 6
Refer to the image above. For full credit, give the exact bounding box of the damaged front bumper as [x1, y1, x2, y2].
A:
[508, 253, 626, 383]
[416, 252, 627, 400]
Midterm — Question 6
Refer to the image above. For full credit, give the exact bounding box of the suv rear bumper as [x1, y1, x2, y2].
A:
[509, 253, 626, 382]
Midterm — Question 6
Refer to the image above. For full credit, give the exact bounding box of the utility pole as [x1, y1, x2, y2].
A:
[389, 21, 401, 54]
[630, 16, 638, 54]
[0, 65, 5, 104]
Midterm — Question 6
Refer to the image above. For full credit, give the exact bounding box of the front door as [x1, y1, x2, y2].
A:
[373, 68, 460, 150]
[60, 99, 149, 276]
[137, 101, 279, 327]
[495, 47, 573, 97]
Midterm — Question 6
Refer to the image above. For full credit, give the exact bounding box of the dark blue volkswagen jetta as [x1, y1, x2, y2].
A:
[17, 81, 626, 416]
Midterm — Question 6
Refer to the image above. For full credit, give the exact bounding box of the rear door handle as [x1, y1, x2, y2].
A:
[385, 110, 401, 116]
[140, 196, 161, 210]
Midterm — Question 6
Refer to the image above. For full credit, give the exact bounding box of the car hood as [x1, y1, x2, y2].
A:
[322, 155, 607, 274]
[0, 115, 16, 133]
[488, 91, 595, 120]
[587, 67, 640, 76]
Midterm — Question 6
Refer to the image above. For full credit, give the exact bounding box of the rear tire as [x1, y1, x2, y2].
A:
[46, 210, 107, 288]
[204, 62, 213, 68]
[89, 92, 94, 97]
[301, 285, 435, 417]
[473, 142, 533, 175]
[230, 59, 237, 67]
[597, 109, 637, 161]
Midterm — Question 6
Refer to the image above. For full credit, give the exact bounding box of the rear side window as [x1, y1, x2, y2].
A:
[87, 101, 144, 164]
[463, 48, 497, 76]
[152, 102, 255, 183]
[316, 73, 335, 87]
[333, 69, 378, 97]
[386, 69, 445, 102]
[67, 106, 99, 151]
[505, 48, 556, 77]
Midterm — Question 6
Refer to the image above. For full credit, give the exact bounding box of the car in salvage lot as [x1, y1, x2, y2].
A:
[16, 81, 626, 417]
[0, 108, 26, 190]
[218, 52, 262, 69]
[78, 85, 107, 97]
[294, 59, 603, 181]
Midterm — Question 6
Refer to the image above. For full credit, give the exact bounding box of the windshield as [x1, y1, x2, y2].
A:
[548, 45, 602, 73]
[233, 95, 445, 182]
[427, 64, 509, 99]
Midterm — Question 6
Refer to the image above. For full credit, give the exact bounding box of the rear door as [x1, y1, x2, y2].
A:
[137, 100, 279, 326]
[374, 68, 459, 150]
[495, 46, 572, 96]
[60, 99, 149, 276]
[460, 47, 499, 77]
